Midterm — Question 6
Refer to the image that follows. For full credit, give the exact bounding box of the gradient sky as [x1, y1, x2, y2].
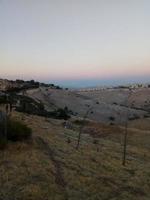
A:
[0, 0, 150, 87]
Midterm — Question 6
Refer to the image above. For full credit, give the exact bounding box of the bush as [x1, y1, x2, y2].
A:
[7, 119, 32, 141]
[0, 138, 7, 150]
[73, 119, 89, 126]
[144, 114, 150, 118]
[15, 95, 71, 120]
[0, 117, 7, 149]
[128, 115, 140, 121]
[110, 122, 114, 126]
[109, 116, 115, 121]
[93, 139, 99, 145]
[51, 108, 70, 120]
[55, 86, 62, 90]
[0, 117, 32, 149]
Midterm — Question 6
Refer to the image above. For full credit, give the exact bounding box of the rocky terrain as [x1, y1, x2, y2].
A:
[25, 86, 150, 124]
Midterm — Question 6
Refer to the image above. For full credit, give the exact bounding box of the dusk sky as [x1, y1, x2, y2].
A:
[1, 0, 150, 87]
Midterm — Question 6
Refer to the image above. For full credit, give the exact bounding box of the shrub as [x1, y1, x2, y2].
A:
[55, 86, 62, 90]
[52, 108, 70, 120]
[0, 137, 7, 150]
[15, 95, 71, 120]
[16, 95, 46, 116]
[144, 114, 150, 118]
[7, 119, 32, 141]
[128, 115, 140, 120]
[109, 116, 115, 121]
[0, 116, 7, 149]
[0, 95, 7, 104]
[110, 122, 114, 126]
[0, 117, 32, 149]
[93, 139, 99, 144]
[73, 120, 89, 126]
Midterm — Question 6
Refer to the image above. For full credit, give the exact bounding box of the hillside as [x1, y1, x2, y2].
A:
[25, 87, 150, 124]
[0, 111, 150, 200]
[0, 81, 150, 199]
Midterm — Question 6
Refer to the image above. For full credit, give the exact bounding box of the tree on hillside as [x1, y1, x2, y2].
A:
[122, 88, 133, 166]
[0, 111, 7, 149]
[76, 106, 93, 150]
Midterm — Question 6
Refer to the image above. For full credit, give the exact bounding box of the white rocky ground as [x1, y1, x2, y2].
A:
[25, 87, 150, 125]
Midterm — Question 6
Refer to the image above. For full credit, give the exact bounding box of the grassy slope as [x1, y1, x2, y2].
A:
[0, 112, 150, 200]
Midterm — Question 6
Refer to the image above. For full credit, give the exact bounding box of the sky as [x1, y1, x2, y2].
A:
[0, 0, 150, 87]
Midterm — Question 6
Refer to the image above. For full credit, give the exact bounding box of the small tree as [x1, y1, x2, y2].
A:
[76, 107, 93, 150]
[122, 89, 133, 166]
[0, 111, 7, 149]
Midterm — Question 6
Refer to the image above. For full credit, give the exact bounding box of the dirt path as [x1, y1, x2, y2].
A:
[35, 136, 68, 199]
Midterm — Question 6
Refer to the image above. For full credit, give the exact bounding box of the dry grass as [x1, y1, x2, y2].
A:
[0, 111, 150, 200]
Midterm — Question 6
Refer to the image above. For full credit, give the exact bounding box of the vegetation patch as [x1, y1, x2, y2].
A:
[0, 117, 32, 149]
[73, 119, 90, 126]
[15, 95, 71, 120]
[7, 119, 32, 141]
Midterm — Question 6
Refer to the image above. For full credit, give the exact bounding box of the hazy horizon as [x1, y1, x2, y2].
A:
[1, 75, 149, 89]
[1, 0, 150, 86]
